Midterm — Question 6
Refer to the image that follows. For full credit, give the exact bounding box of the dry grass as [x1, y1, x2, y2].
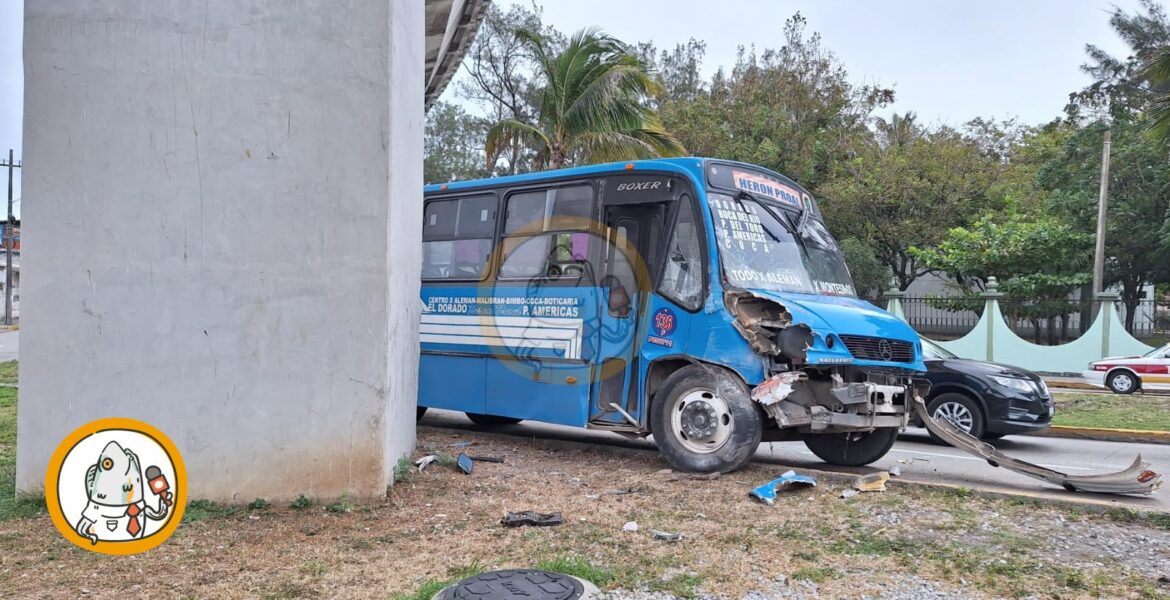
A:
[0, 426, 1167, 599]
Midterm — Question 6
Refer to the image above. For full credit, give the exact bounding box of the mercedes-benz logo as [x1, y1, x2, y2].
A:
[877, 339, 894, 361]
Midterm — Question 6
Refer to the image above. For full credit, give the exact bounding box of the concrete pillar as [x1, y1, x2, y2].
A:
[18, 0, 421, 501]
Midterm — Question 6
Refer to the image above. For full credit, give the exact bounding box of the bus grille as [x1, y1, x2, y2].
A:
[838, 335, 915, 363]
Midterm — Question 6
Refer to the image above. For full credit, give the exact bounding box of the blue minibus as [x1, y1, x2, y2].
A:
[417, 157, 926, 473]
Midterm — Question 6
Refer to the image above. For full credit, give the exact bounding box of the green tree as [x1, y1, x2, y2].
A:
[457, 3, 559, 175]
[424, 101, 489, 184]
[1142, 46, 1170, 138]
[913, 213, 1093, 343]
[1039, 119, 1170, 329]
[650, 14, 893, 191]
[484, 28, 685, 170]
[817, 122, 1004, 290]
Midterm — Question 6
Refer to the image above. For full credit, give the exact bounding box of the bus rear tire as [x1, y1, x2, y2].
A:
[651, 365, 762, 474]
[803, 428, 898, 467]
[465, 412, 523, 426]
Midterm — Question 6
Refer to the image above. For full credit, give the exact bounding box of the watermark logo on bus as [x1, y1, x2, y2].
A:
[419, 214, 650, 382]
[46, 417, 186, 555]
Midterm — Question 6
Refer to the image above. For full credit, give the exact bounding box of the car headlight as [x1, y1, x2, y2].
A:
[989, 375, 1034, 394]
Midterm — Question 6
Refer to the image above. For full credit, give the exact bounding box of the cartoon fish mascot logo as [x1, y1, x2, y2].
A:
[75, 441, 172, 543]
[47, 418, 186, 555]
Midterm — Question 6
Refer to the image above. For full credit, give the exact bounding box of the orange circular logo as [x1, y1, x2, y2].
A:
[45, 418, 187, 555]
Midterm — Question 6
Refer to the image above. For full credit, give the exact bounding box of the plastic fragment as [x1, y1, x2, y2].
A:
[889, 466, 901, 477]
[623, 521, 639, 532]
[451, 440, 473, 448]
[652, 530, 684, 542]
[749, 470, 817, 506]
[457, 453, 473, 474]
[853, 472, 890, 492]
[840, 489, 860, 499]
[414, 455, 438, 473]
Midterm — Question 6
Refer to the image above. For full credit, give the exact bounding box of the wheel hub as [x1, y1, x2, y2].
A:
[679, 401, 718, 439]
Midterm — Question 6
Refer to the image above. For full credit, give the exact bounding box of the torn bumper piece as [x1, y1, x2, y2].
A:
[749, 470, 817, 505]
[914, 395, 1163, 496]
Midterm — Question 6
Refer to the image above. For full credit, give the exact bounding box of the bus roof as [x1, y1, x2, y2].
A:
[423, 157, 809, 198]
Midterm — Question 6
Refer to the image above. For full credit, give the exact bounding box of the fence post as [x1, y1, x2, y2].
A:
[1096, 291, 1119, 358]
[981, 277, 1003, 361]
[884, 280, 906, 321]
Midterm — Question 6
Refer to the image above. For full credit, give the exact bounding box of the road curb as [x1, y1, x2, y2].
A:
[1031, 425, 1170, 445]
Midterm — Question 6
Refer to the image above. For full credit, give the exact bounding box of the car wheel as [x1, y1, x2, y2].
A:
[803, 428, 899, 467]
[1106, 370, 1139, 395]
[465, 413, 523, 426]
[416, 406, 428, 422]
[926, 393, 985, 444]
[651, 365, 762, 474]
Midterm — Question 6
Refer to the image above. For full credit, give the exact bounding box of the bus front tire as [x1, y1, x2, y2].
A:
[651, 365, 762, 474]
[803, 428, 898, 467]
[465, 412, 523, 426]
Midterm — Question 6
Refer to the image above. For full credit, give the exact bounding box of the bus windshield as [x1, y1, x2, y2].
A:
[709, 191, 856, 297]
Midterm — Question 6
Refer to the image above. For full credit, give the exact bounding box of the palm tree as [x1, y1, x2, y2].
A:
[485, 28, 685, 170]
[1142, 47, 1170, 139]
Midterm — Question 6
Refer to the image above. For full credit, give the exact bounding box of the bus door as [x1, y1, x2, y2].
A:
[589, 177, 671, 426]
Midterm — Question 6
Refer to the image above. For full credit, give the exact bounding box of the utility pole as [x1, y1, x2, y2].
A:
[1, 149, 20, 326]
[1091, 129, 1112, 300]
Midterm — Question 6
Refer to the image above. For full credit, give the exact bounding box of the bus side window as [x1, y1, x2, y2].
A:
[659, 198, 703, 310]
[421, 195, 496, 280]
[500, 185, 596, 282]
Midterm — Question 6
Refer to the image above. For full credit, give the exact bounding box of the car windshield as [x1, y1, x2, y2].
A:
[709, 191, 856, 296]
[1145, 343, 1170, 358]
[921, 338, 958, 359]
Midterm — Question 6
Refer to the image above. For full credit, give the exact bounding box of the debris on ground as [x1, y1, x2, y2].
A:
[652, 530, 684, 542]
[623, 521, 639, 532]
[748, 470, 817, 506]
[890, 465, 902, 477]
[606, 487, 637, 496]
[467, 455, 504, 463]
[450, 440, 473, 448]
[667, 471, 721, 482]
[840, 489, 860, 499]
[414, 455, 437, 473]
[500, 511, 563, 528]
[456, 453, 473, 474]
[854, 472, 890, 492]
[1157, 575, 1170, 588]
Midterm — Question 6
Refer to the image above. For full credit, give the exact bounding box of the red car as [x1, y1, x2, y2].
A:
[1084, 343, 1170, 394]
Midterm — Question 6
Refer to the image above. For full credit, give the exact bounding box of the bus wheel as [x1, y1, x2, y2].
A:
[803, 428, 898, 467]
[465, 413, 522, 426]
[651, 366, 762, 474]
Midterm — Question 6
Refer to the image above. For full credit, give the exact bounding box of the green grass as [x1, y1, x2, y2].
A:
[183, 499, 238, 523]
[790, 566, 840, 584]
[536, 555, 615, 586]
[0, 360, 16, 385]
[1052, 393, 1170, 431]
[0, 385, 46, 521]
[391, 562, 486, 600]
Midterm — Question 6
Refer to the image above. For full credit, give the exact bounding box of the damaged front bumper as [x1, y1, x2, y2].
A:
[751, 371, 912, 431]
[914, 394, 1163, 496]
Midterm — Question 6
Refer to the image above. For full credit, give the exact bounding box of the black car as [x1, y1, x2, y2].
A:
[916, 338, 1055, 443]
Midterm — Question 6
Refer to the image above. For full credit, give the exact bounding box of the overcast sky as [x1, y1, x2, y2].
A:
[0, 1, 1151, 206]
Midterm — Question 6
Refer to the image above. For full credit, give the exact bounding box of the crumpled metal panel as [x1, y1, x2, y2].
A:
[914, 395, 1163, 496]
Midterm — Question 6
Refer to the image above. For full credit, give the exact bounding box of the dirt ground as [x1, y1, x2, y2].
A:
[1, 425, 1169, 599]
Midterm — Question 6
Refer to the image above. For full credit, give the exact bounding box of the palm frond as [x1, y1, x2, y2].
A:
[485, 119, 551, 170]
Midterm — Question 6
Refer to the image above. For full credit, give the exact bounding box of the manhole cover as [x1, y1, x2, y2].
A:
[437, 569, 586, 600]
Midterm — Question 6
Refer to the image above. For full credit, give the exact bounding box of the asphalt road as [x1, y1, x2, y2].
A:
[0, 330, 18, 362]
[421, 408, 1169, 512]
